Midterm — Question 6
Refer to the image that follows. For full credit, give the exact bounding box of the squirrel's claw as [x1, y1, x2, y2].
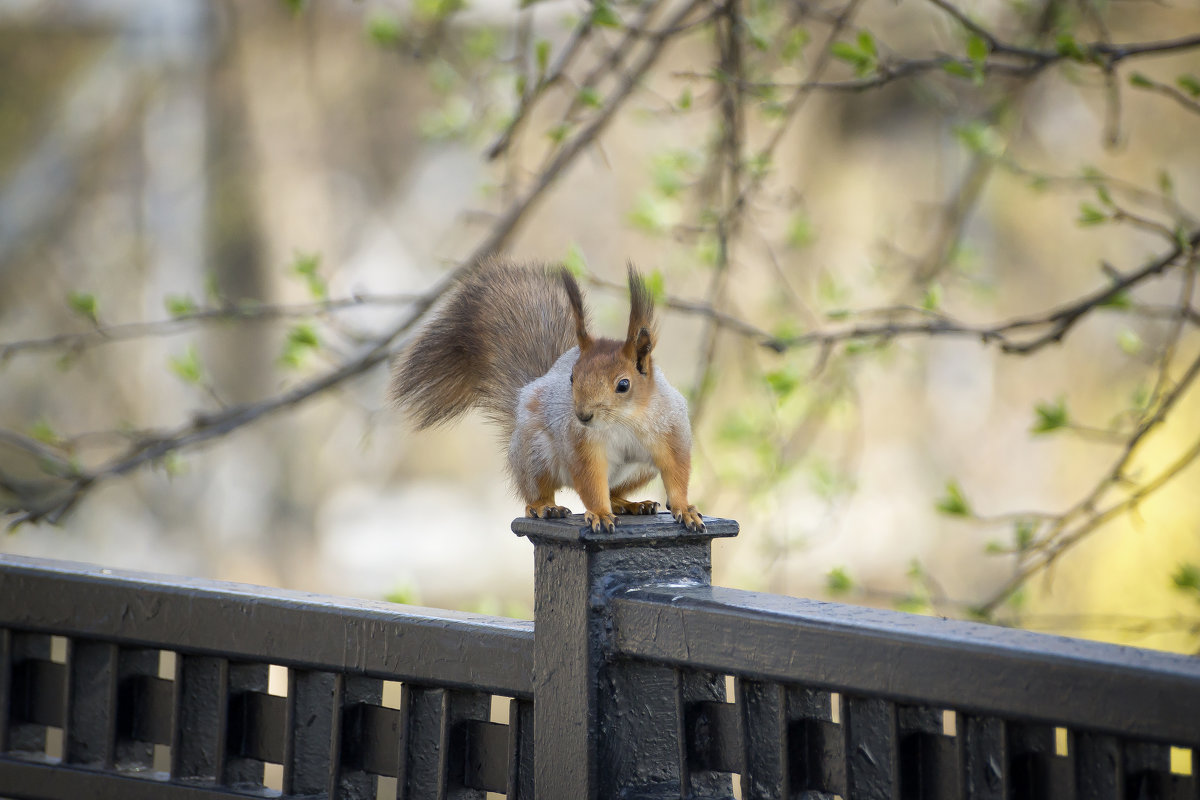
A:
[585, 510, 618, 533]
[672, 505, 705, 532]
[527, 503, 572, 519]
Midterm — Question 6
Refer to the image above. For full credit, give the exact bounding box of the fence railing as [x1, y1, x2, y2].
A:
[2, 513, 1198, 800]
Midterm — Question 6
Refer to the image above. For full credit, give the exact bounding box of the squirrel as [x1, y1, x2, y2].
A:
[390, 258, 704, 534]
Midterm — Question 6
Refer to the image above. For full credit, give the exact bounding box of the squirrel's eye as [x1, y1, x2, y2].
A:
[616, 378, 630, 393]
[570, 372, 575, 384]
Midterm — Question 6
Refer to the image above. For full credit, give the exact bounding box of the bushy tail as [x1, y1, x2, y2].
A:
[389, 259, 577, 437]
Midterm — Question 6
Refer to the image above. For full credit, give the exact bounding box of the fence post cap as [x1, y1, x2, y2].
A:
[511, 512, 738, 548]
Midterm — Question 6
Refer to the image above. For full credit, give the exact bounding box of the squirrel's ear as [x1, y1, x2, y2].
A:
[560, 269, 593, 350]
[624, 264, 656, 374]
[632, 327, 653, 375]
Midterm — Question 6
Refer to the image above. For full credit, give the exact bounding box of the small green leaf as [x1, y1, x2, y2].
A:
[546, 122, 571, 144]
[281, 0, 305, 14]
[652, 151, 690, 197]
[366, 12, 403, 46]
[1014, 519, 1035, 551]
[984, 540, 1006, 555]
[280, 323, 321, 368]
[67, 291, 98, 324]
[1171, 562, 1200, 593]
[30, 419, 60, 445]
[158, 452, 186, 478]
[764, 368, 801, 398]
[966, 34, 989, 65]
[628, 193, 676, 234]
[781, 28, 810, 62]
[590, 1, 621, 28]
[1055, 33, 1087, 61]
[943, 60, 972, 79]
[1117, 327, 1143, 355]
[826, 567, 853, 595]
[164, 294, 198, 318]
[677, 87, 693, 111]
[464, 28, 497, 60]
[643, 269, 666, 304]
[954, 121, 1001, 157]
[535, 39, 551, 74]
[831, 41, 865, 65]
[289, 324, 319, 349]
[966, 605, 992, 621]
[856, 30, 877, 57]
[935, 480, 972, 516]
[1094, 184, 1113, 207]
[563, 243, 588, 277]
[578, 86, 602, 108]
[169, 345, 204, 385]
[786, 214, 815, 249]
[894, 595, 928, 614]
[292, 252, 327, 300]
[1177, 224, 1191, 251]
[1097, 290, 1131, 309]
[1128, 72, 1155, 89]
[385, 583, 421, 605]
[1031, 397, 1069, 433]
[1077, 202, 1107, 226]
[1177, 74, 1200, 97]
[745, 152, 771, 179]
[1006, 587, 1028, 611]
[921, 282, 942, 311]
[1158, 169, 1174, 195]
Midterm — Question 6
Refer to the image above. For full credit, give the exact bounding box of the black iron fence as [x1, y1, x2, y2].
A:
[1, 514, 1198, 799]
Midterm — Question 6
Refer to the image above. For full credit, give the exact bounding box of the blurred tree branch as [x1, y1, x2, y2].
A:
[2, 0, 1200, 633]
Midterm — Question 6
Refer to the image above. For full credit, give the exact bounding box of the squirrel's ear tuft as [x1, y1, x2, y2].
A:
[624, 263, 656, 373]
[560, 269, 593, 350]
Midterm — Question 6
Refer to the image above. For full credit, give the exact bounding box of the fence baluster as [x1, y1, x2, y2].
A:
[1074, 732, 1122, 800]
[961, 715, 1006, 800]
[509, 698, 533, 800]
[844, 695, 900, 800]
[739, 678, 787, 799]
[286, 668, 339, 797]
[171, 654, 227, 783]
[66, 640, 118, 768]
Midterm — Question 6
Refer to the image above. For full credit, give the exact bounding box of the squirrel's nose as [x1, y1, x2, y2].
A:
[576, 411, 593, 424]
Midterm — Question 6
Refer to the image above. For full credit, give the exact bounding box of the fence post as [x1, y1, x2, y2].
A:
[513, 512, 739, 800]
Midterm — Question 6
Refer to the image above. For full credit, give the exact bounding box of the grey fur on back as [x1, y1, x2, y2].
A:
[389, 259, 577, 438]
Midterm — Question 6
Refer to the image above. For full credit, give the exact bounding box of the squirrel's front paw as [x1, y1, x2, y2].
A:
[672, 505, 705, 532]
[584, 510, 618, 533]
[527, 503, 571, 519]
[611, 498, 660, 515]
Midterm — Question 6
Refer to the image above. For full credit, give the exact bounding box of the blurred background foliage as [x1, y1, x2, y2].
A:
[0, 0, 1198, 653]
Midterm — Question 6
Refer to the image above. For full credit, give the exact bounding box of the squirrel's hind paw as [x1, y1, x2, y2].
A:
[672, 505, 706, 532]
[611, 498, 660, 515]
[527, 503, 571, 519]
[584, 510, 618, 534]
